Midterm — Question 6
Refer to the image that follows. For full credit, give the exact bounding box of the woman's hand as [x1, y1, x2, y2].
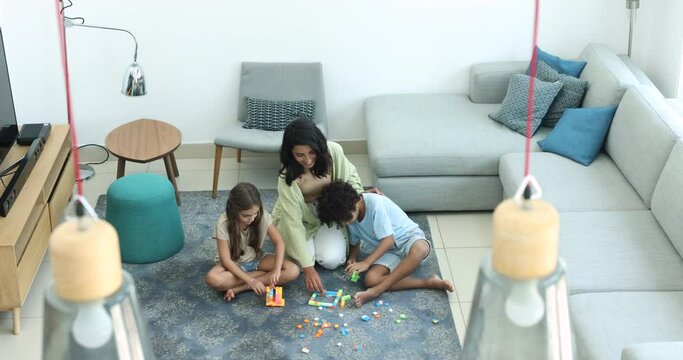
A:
[364, 187, 384, 196]
[303, 267, 324, 293]
[269, 269, 282, 287]
[345, 260, 370, 275]
[248, 278, 266, 295]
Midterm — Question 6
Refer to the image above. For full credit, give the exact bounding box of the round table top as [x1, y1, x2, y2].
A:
[105, 119, 182, 163]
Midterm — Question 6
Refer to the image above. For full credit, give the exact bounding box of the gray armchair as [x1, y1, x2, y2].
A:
[212, 62, 327, 198]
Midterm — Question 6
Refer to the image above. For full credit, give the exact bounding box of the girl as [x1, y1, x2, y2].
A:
[205, 183, 299, 301]
[272, 117, 381, 293]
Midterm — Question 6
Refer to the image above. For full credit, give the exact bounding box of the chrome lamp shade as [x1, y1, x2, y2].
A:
[122, 62, 146, 96]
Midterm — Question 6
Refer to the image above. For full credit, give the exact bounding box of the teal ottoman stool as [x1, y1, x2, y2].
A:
[106, 173, 184, 263]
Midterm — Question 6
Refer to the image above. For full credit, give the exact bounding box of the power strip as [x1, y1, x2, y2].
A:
[0, 138, 45, 217]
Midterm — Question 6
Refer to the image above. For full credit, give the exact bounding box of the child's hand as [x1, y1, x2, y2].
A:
[269, 269, 281, 287]
[346, 257, 357, 266]
[249, 278, 266, 295]
[346, 260, 369, 275]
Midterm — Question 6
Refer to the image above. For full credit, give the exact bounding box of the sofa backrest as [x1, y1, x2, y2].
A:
[651, 140, 683, 257]
[606, 86, 683, 207]
[468, 61, 527, 104]
[579, 43, 640, 107]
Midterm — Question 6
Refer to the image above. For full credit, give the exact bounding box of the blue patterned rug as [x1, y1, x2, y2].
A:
[95, 190, 461, 359]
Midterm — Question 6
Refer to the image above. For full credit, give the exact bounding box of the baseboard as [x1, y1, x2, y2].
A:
[78, 140, 368, 162]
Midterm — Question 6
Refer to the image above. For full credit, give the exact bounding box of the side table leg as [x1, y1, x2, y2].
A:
[170, 152, 180, 178]
[12, 307, 20, 335]
[164, 155, 181, 205]
[116, 158, 126, 179]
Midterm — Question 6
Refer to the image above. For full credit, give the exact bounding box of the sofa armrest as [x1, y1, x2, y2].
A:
[469, 61, 527, 104]
[622, 342, 683, 360]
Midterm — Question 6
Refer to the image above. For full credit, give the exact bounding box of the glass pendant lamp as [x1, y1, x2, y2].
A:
[461, 177, 574, 360]
[43, 197, 154, 360]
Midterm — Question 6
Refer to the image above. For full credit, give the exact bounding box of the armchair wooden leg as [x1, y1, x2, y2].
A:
[12, 307, 20, 335]
[236, 149, 242, 163]
[212, 146, 222, 199]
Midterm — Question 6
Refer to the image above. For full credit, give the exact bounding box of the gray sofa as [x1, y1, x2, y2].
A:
[364, 44, 683, 359]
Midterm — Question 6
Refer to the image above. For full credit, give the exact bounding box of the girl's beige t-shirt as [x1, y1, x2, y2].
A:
[213, 210, 273, 263]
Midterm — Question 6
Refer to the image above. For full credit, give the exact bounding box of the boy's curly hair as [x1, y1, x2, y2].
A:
[317, 181, 361, 227]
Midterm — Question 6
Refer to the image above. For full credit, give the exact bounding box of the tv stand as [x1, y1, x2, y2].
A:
[0, 125, 73, 334]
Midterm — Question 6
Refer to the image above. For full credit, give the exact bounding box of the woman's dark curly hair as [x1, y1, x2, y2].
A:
[317, 181, 361, 227]
[279, 117, 332, 186]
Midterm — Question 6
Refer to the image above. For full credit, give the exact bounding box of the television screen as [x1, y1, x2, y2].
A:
[0, 27, 19, 166]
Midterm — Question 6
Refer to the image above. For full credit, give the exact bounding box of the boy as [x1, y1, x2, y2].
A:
[316, 181, 454, 306]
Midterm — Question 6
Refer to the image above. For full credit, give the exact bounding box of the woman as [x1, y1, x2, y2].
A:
[272, 117, 379, 293]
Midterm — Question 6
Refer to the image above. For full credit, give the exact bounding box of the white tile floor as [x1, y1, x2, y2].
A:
[0, 154, 492, 358]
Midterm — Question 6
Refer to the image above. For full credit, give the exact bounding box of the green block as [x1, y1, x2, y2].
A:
[106, 174, 184, 263]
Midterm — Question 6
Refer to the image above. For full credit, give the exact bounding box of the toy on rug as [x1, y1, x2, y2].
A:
[265, 286, 285, 307]
[308, 289, 343, 308]
[340, 294, 352, 309]
[350, 270, 360, 282]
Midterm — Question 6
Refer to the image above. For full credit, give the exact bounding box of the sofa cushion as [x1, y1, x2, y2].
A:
[622, 342, 683, 360]
[570, 291, 683, 360]
[488, 74, 562, 136]
[528, 46, 587, 78]
[365, 94, 551, 177]
[652, 140, 683, 257]
[499, 152, 646, 211]
[605, 86, 683, 207]
[535, 60, 588, 126]
[538, 106, 617, 166]
[559, 210, 683, 293]
[578, 43, 640, 107]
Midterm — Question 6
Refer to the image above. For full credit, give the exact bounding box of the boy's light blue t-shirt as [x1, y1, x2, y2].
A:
[348, 193, 419, 249]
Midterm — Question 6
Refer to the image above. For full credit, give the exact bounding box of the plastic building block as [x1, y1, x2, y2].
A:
[265, 286, 285, 307]
[302, 347, 310, 353]
[361, 315, 371, 322]
[432, 319, 440, 324]
[299, 334, 305, 338]
[341, 328, 348, 336]
[336, 342, 342, 347]
[396, 319, 402, 324]
[399, 314, 407, 320]
[341, 295, 352, 301]
[296, 324, 303, 329]
[308, 289, 343, 308]
[350, 271, 360, 282]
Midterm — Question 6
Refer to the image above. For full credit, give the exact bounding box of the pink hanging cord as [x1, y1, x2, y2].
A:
[55, 0, 83, 196]
[525, 0, 540, 177]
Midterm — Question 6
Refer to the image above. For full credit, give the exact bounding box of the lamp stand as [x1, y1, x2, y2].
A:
[626, 0, 640, 57]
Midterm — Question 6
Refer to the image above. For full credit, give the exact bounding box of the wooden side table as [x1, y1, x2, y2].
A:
[105, 119, 182, 205]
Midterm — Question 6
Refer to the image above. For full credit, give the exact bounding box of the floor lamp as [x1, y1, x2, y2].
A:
[63, 19, 147, 182]
[626, 0, 640, 57]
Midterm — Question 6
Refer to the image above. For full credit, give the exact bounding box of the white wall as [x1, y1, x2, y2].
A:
[1, 0, 636, 144]
[632, 0, 683, 98]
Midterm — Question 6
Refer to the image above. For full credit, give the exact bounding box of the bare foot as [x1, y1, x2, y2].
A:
[353, 288, 381, 307]
[430, 274, 455, 292]
[223, 289, 236, 302]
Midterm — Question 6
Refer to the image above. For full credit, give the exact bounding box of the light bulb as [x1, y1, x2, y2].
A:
[72, 300, 114, 348]
[504, 279, 545, 327]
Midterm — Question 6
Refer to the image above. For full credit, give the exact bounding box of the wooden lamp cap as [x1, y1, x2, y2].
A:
[491, 198, 559, 280]
[49, 219, 123, 302]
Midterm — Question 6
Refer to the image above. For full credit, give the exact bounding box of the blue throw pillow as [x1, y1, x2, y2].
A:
[527, 47, 587, 78]
[538, 106, 618, 166]
[489, 74, 563, 136]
